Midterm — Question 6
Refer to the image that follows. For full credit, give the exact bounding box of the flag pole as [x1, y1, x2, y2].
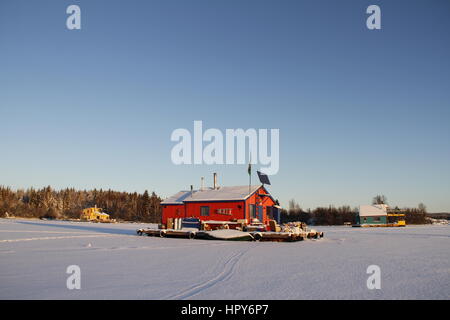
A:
[248, 152, 251, 195]
[248, 152, 252, 222]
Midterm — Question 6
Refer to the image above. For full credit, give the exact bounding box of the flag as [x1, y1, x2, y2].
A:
[248, 162, 251, 175]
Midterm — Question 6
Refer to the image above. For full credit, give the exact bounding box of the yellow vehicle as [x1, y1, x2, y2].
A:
[81, 206, 110, 222]
[387, 213, 406, 227]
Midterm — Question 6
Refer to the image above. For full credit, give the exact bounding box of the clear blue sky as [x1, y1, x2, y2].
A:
[1, 0, 449, 212]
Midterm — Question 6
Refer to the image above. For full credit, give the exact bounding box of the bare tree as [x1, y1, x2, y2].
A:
[418, 203, 427, 214]
[288, 199, 296, 212]
[372, 195, 387, 205]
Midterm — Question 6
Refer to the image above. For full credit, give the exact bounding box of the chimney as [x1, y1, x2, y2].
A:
[190, 185, 193, 196]
[200, 177, 204, 191]
[213, 173, 218, 190]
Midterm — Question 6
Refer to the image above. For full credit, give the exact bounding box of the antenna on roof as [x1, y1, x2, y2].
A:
[213, 172, 218, 190]
[257, 171, 271, 186]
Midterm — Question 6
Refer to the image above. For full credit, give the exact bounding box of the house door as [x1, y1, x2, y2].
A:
[272, 207, 280, 224]
[257, 206, 263, 222]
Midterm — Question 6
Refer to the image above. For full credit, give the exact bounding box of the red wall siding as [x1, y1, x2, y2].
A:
[243, 186, 276, 224]
[161, 204, 185, 224]
[184, 201, 246, 222]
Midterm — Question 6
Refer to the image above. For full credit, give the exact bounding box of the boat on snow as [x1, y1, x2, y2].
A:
[195, 229, 254, 241]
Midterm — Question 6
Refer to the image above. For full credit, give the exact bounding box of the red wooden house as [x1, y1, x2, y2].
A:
[161, 184, 280, 226]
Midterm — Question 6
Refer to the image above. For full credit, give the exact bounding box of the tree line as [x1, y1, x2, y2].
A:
[280, 203, 357, 225]
[0, 187, 430, 225]
[280, 195, 429, 225]
[0, 186, 162, 223]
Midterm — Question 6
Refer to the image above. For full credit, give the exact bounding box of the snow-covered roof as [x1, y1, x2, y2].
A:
[161, 190, 195, 204]
[359, 204, 388, 217]
[161, 185, 263, 204]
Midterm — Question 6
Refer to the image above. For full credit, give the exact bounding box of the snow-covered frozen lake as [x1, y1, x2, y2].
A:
[0, 218, 449, 299]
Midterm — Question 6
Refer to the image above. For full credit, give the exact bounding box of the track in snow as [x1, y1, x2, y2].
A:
[0, 234, 119, 243]
[163, 248, 249, 300]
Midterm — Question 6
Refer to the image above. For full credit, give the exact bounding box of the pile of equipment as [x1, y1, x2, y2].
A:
[137, 218, 324, 242]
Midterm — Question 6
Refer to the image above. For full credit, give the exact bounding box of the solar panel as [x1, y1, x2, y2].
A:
[257, 171, 271, 185]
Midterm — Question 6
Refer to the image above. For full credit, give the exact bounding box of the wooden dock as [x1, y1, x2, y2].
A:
[136, 228, 324, 242]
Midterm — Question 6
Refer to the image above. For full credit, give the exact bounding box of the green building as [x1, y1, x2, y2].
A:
[357, 204, 388, 225]
[357, 204, 406, 227]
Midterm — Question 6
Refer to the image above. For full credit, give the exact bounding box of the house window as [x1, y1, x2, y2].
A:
[200, 206, 210, 216]
[374, 217, 381, 222]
